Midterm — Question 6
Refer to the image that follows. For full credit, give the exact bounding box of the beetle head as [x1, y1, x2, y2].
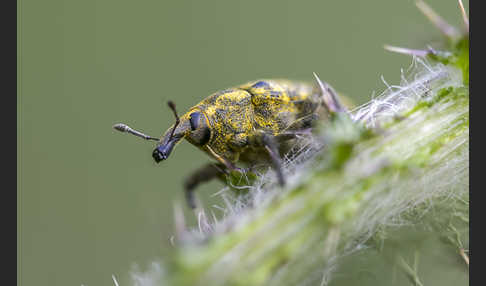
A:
[153, 102, 211, 163]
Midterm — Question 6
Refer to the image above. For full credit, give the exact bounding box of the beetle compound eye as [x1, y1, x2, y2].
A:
[186, 111, 210, 145]
[189, 112, 201, 131]
[187, 112, 211, 146]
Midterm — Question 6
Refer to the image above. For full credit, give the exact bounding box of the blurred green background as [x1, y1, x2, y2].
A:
[18, 0, 467, 285]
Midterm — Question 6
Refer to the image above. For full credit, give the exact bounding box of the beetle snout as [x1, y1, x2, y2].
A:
[152, 148, 166, 163]
[152, 144, 172, 163]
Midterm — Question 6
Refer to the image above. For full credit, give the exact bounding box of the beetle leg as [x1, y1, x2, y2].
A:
[250, 132, 286, 186]
[184, 163, 226, 209]
[274, 113, 319, 141]
[274, 129, 313, 141]
[263, 134, 286, 186]
[205, 145, 245, 172]
[285, 113, 319, 131]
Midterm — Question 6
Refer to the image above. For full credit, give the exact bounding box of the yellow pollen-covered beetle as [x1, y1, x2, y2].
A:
[114, 73, 347, 208]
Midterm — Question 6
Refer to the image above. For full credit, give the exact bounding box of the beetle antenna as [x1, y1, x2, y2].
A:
[113, 123, 159, 141]
[167, 100, 181, 141]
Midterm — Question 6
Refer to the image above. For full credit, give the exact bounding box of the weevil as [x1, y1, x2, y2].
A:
[113, 73, 347, 208]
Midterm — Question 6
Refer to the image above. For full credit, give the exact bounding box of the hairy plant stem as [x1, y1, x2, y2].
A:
[134, 54, 469, 286]
[129, 5, 469, 285]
